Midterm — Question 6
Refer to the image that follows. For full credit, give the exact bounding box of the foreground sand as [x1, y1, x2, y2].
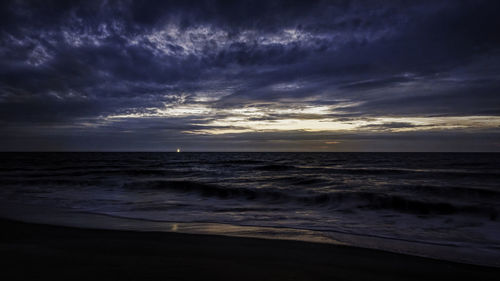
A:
[1, 218, 498, 280]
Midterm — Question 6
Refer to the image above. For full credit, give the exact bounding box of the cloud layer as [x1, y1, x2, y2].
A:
[1, 0, 500, 151]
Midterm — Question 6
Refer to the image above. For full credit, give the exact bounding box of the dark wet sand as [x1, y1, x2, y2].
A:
[1, 218, 498, 281]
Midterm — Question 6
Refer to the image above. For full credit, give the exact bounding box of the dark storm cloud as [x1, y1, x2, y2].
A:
[359, 122, 421, 130]
[1, 0, 500, 151]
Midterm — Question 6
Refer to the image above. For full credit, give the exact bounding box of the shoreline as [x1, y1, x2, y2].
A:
[2, 217, 500, 280]
[1, 201, 499, 268]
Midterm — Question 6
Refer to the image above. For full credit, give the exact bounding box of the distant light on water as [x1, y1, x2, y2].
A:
[177, 148, 181, 153]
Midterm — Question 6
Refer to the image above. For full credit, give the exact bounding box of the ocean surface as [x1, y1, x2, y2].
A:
[1, 152, 499, 266]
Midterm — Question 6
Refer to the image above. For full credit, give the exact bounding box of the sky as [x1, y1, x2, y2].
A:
[1, 0, 500, 152]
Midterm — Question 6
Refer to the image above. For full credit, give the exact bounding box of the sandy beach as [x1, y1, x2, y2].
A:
[1, 218, 498, 281]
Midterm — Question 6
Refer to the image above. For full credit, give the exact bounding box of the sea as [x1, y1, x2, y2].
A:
[1, 152, 499, 267]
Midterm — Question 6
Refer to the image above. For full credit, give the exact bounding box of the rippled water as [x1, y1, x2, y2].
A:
[1, 152, 499, 265]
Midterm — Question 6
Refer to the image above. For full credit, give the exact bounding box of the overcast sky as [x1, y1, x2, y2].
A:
[1, 0, 500, 151]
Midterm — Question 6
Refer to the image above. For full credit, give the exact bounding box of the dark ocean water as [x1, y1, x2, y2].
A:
[1, 152, 499, 265]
